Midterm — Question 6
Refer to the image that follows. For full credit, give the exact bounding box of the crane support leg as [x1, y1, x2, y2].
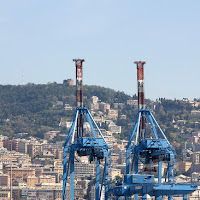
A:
[70, 151, 75, 200]
[96, 159, 100, 200]
[183, 195, 188, 200]
[142, 194, 148, 200]
[158, 161, 162, 184]
[134, 152, 139, 174]
[63, 149, 67, 200]
[105, 157, 109, 200]
[126, 150, 130, 174]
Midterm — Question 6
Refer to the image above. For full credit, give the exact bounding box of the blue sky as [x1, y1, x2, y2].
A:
[0, 1, 200, 100]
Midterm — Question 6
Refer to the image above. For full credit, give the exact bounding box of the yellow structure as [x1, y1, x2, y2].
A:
[27, 175, 39, 187]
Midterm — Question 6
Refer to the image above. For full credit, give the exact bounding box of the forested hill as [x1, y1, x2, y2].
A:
[0, 82, 199, 150]
[0, 83, 132, 137]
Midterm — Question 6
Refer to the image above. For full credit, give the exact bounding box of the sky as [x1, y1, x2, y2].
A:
[0, 1, 200, 100]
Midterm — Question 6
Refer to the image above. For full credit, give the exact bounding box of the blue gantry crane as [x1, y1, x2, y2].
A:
[63, 59, 111, 200]
[113, 61, 197, 200]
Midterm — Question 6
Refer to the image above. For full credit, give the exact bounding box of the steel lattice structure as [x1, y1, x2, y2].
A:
[63, 59, 111, 200]
[113, 61, 197, 200]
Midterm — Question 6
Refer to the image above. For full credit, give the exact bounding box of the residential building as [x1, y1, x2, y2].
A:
[4, 167, 35, 182]
[44, 131, 59, 141]
[18, 139, 29, 154]
[74, 162, 94, 178]
[39, 175, 56, 184]
[64, 103, 73, 110]
[0, 172, 10, 187]
[27, 142, 42, 158]
[27, 175, 38, 187]
[191, 110, 200, 116]
[63, 79, 74, 86]
[107, 109, 118, 120]
[0, 190, 10, 199]
[99, 102, 110, 112]
[108, 125, 121, 134]
[91, 96, 99, 104]
[114, 103, 125, 109]
[127, 99, 138, 107]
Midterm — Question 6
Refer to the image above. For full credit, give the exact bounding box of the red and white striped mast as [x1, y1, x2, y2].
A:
[73, 59, 85, 138]
[134, 61, 146, 139]
[73, 59, 85, 108]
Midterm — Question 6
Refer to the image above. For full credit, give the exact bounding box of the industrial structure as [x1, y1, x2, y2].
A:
[113, 61, 197, 200]
[62, 59, 111, 200]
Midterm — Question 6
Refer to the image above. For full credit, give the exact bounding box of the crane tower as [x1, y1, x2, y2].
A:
[113, 61, 197, 200]
[63, 59, 111, 200]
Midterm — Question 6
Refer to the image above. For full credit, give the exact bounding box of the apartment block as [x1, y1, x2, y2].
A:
[27, 142, 42, 158]
[108, 125, 121, 134]
[27, 175, 38, 187]
[127, 99, 138, 107]
[99, 102, 110, 112]
[74, 162, 94, 178]
[4, 167, 35, 182]
[0, 172, 10, 187]
[44, 131, 59, 141]
[39, 175, 56, 184]
[107, 109, 118, 120]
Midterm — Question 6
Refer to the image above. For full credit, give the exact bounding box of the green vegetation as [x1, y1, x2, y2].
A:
[0, 82, 199, 158]
[0, 83, 131, 138]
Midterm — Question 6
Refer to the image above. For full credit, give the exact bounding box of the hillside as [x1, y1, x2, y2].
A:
[0, 83, 132, 137]
[0, 82, 199, 158]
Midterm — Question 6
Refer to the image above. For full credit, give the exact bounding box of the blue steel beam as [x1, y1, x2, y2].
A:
[100, 161, 106, 200]
[87, 109, 110, 148]
[70, 151, 75, 200]
[126, 115, 140, 174]
[147, 111, 159, 140]
[130, 153, 135, 172]
[144, 114, 155, 137]
[63, 110, 79, 146]
[142, 194, 148, 200]
[150, 112, 173, 150]
[158, 161, 162, 184]
[127, 114, 141, 149]
[96, 158, 100, 200]
[135, 112, 141, 145]
[113, 182, 196, 196]
[183, 195, 188, 200]
[155, 196, 163, 200]
[105, 156, 109, 200]
[86, 110, 97, 138]
[126, 149, 131, 175]
[62, 149, 68, 200]
[152, 184, 197, 196]
[63, 110, 79, 200]
[81, 111, 93, 138]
